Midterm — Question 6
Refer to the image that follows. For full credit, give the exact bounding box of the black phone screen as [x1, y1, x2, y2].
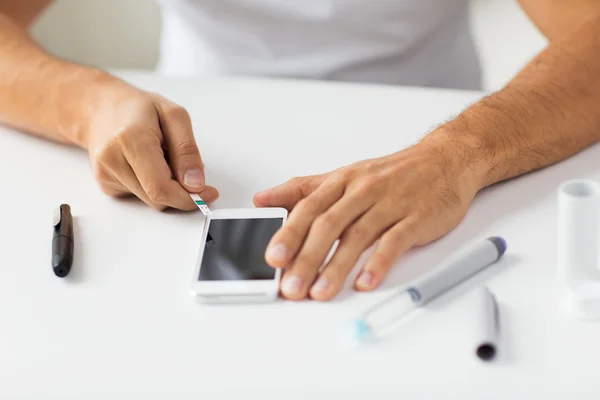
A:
[198, 218, 283, 281]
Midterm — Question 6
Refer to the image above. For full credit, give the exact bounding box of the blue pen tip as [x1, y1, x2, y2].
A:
[488, 236, 507, 257]
[354, 318, 372, 342]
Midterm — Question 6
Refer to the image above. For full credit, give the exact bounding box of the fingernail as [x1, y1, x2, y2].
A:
[311, 277, 330, 296]
[266, 243, 287, 263]
[183, 168, 204, 188]
[356, 271, 373, 288]
[282, 275, 302, 296]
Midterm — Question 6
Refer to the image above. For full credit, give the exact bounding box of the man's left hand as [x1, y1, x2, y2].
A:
[253, 141, 481, 301]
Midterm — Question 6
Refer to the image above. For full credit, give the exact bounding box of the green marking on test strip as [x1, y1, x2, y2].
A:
[195, 200, 205, 205]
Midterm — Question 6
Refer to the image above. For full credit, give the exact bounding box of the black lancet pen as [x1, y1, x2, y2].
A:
[52, 204, 74, 277]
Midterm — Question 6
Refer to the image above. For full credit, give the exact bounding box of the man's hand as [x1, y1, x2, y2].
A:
[254, 141, 480, 301]
[0, 6, 219, 211]
[86, 83, 218, 210]
[252, 0, 600, 302]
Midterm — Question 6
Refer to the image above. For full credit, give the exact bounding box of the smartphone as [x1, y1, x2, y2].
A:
[190, 207, 288, 303]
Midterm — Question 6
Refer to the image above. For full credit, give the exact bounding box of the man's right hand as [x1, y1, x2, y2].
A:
[85, 81, 219, 211]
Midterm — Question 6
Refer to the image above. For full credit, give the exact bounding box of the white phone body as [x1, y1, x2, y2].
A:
[190, 207, 287, 303]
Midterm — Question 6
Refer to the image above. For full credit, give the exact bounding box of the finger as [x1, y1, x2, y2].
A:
[195, 186, 220, 204]
[103, 188, 130, 198]
[278, 195, 375, 300]
[114, 163, 166, 211]
[253, 175, 326, 211]
[100, 181, 131, 199]
[264, 178, 345, 270]
[309, 206, 394, 301]
[119, 154, 218, 209]
[96, 146, 165, 210]
[354, 217, 420, 291]
[94, 165, 131, 198]
[156, 101, 206, 192]
[122, 133, 198, 211]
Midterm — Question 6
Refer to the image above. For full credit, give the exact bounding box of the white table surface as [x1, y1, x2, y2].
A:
[2, 71, 600, 399]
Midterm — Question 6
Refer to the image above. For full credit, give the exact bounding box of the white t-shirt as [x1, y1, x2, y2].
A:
[154, 0, 481, 90]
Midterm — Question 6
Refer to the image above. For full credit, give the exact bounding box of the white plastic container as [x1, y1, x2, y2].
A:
[557, 179, 600, 320]
[557, 179, 600, 285]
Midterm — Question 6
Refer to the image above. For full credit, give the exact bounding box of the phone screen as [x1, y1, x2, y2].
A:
[198, 217, 284, 281]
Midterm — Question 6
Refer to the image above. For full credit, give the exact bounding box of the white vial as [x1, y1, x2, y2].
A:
[557, 179, 600, 319]
[557, 179, 600, 285]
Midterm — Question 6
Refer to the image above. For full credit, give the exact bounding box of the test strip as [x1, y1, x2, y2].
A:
[189, 193, 212, 216]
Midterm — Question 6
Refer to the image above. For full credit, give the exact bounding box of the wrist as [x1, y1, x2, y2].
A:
[417, 126, 490, 195]
[58, 65, 129, 148]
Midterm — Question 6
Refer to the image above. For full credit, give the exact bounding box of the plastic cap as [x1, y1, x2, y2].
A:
[488, 236, 507, 258]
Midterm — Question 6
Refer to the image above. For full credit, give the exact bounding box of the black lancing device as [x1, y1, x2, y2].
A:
[52, 204, 74, 278]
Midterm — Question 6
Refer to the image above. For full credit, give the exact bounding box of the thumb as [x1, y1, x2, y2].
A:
[157, 102, 206, 192]
[254, 175, 326, 211]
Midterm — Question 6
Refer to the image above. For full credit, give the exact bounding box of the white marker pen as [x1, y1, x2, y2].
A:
[474, 286, 500, 361]
[354, 237, 507, 342]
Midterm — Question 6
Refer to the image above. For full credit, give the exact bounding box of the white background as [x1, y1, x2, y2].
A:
[30, 0, 548, 91]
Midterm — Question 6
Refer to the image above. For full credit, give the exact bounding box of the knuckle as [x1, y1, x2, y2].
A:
[146, 184, 169, 204]
[383, 226, 417, 252]
[116, 125, 160, 152]
[296, 197, 319, 215]
[276, 226, 304, 249]
[288, 176, 314, 194]
[330, 170, 351, 186]
[280, 223, 301, 240]
[346, 223, 371, 241]
[403, 220, 422, 241]
[93, 140, 120, 167]
[321, 266, 345, 283]
[114, 129, 144, 156]
[383, 229, 405, 245]
[363, 160, 378, 170]
[294, 252, 320, 270]
[91, 146, 106, 163]
[173, 139, 199, 158]
[288, 176, 304, 185]
[370, 251, 394, 271]
[164, 104, 191, 122]
[115, 127, 137, 146]
[313, 213, 339, 232]
[97, 177, 128, 199]
[335, 166, 353, 180]
[352, 179, 376, 196]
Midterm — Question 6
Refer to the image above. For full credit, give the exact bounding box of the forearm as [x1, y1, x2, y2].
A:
[0, 12, 113, 147]
[424, 12, 600, 191]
